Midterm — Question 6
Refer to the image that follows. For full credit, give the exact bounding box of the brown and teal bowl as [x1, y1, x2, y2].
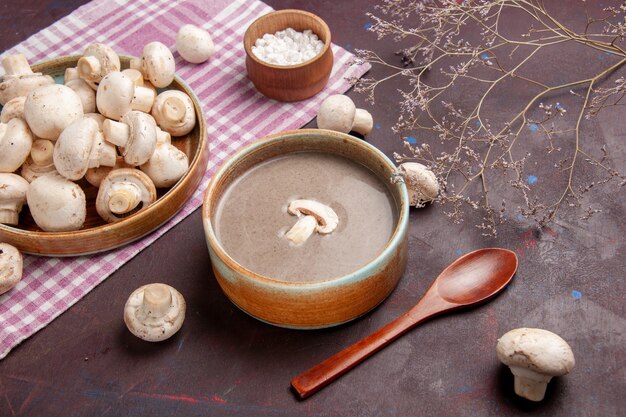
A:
[202, 129, 409, 329]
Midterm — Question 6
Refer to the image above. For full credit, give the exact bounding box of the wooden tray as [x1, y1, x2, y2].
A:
[0, 56, 209, 256]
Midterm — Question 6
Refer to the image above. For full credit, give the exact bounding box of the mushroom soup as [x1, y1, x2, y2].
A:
[213, 152, 398, 282]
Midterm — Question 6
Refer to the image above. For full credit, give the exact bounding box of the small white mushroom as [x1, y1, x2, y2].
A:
[27, 172, 86, 232]
[0, 96, 26, 123]
[0, 118, 33, 173]
[53, 117, 116, 180]
[103, 110, 158, 166]
[497, 328, 575, 402]
[0, 243, 23, 295]
[397, 162, 439, 207]
[288, 199, 339, 234]
[130, 41, 176, 88]
[0, 173, 29, 225]
[65, 78, 97, 113]
[77, 43, 121, 90]
[316, 94, 373, 135]
[96, 71, 155, 120]
[96, 168, 157, 223]
[176, 24, 215, 64]
[140, 142, 189, 188]
[0, 54, 55, 105]
[151, 90, 196, 136]
[23, 84, 84, 140]
[21, 139, 57, 182]
[124, 283, 186, 342]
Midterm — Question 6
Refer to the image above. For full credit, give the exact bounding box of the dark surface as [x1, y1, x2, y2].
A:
[1, 1, 624, 416]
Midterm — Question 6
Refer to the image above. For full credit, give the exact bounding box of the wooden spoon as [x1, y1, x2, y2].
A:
[291, 247, 518, 399]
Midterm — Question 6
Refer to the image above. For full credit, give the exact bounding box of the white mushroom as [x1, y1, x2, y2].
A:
[53, 117, 116, 180]
[27, 172, 86, 232]
[95, 168, 157, 223]
[497, 328, 575, 402]
[23, 84, 84, 140]
[65, 78, 96, 113]
[0, 173, 29, 225]
[0, 243, 23, 295]
[176, 24, 215, 64]
[21, 139, 57, 182]
[0, 54, 55, 105]
[124, 283, 186, 342]
[285, 215, 318, 245]
[397, 162, 439, 207]
[316, 94, 373, 135]
[130, 41, 176, 88]
[288, 199, 339, 234]
[0, 118, 33, 173]
[96, 71, 155, 120]
[151, 90, 196, 136]
[0, 96, 26, 123]
[77, 43, 120, 90]
[140, 142, 189, 188]
[103, 110, 157, 165]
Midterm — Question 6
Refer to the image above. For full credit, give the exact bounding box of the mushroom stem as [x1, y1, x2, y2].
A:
[0, 210, 18, 225]
[352, 109, 374, 135]
[510, 366, 552, 402]
[108, 185, 142, 214]
[161, 96, 187, 123]
[2, 54, 33, 76]
[64, 67, 79, 83]
[141, 283, 173, 318]
[103, 119, 130, 147]
[286, 215, 318, 245]
[132, 86, 156, 113]
[77, 55, 101, 82]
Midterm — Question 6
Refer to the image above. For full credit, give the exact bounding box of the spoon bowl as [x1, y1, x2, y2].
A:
[291, 247, 518, 399]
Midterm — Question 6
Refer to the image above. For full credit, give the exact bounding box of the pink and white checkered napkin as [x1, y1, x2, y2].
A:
[0, 0, 370, 359]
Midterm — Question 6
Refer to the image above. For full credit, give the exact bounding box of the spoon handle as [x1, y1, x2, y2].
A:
[291, 298, 444, 399]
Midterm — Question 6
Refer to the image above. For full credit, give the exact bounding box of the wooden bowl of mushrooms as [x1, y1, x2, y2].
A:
[203, 129, 409, 328]
[0, 50, 208, 256]
[243, 9, 333, 102]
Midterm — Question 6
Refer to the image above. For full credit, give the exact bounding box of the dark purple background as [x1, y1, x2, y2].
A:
[1, 1, 624, 416]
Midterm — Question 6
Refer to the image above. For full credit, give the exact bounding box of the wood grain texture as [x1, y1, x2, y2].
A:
[0, 56, 209, 256]
[243, 9, 333, 102]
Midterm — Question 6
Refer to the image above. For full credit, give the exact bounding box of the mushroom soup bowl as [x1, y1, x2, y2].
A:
[202, 129, 409, 329]
[0, 55, 208, 256]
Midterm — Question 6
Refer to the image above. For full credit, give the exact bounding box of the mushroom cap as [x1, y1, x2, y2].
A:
[120, 111, 158, 165]
[0, 118, 33, 173]
[176, 24, 215, 64]
[95, 168, 157, 223]
[27, 172, 86, 232]
[140, 142, 189, 188]
[65, 78, 96, 113]
[140, 42, 176, 88]
[24, 84, 84, 139]
[497, 328, 575, 377]
[0, 73, 55, 106]
[316, 94, 357, 133]
[53, 117, 105, 180]
[124, 283, 186, 342]
[77, 43, 120, 84]
[0, 173, 29, 225]
[96, 71, 135, 120]
[288, 199, 339, 234]
[398, 162, 439, 205]
[0, 243, 23, 295]
[151, 90, 196, 136]
[0, 96, 26, 123]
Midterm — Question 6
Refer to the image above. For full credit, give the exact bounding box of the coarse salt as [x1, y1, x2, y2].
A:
[251, 28, 324, 66]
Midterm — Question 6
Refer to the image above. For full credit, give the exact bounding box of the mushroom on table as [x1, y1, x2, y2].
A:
[397, 162, 440, 207]
[316, 94, 373, 136]
[176, 24, 215, 64]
